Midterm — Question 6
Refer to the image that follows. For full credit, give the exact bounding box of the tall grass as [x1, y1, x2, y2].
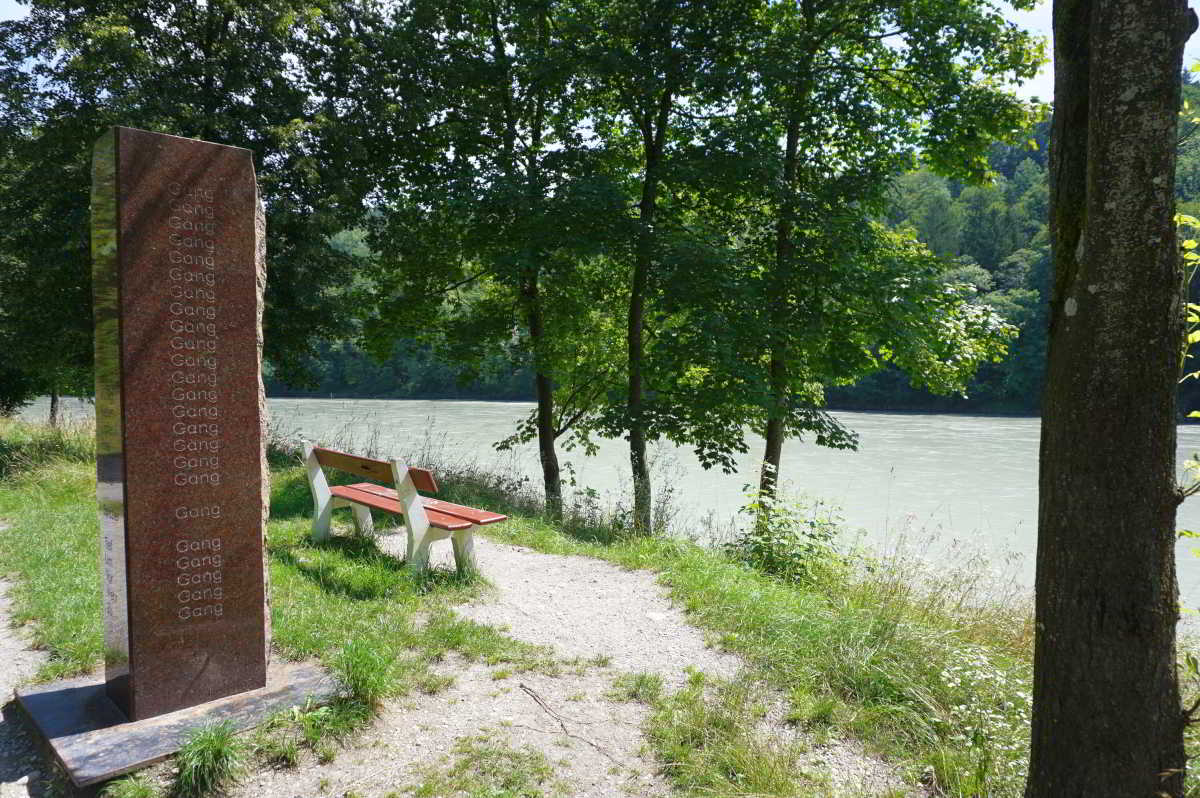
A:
[0, 417, 94, 479]
[173, 721, 247, 798]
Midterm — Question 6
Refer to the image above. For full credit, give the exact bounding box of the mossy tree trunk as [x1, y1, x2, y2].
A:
[1029, 1, 1196, 794]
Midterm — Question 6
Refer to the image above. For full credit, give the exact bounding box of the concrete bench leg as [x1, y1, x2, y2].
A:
[451, 529, 477, 575]
[351, 504, 374, 536]
[406, 530, 434, 572]
[312, 502, 333, 542]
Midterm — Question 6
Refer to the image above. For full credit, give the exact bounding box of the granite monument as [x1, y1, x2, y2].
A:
[92, 126, 270, 720]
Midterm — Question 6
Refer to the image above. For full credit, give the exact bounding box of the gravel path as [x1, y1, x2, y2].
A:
[0, 573, 49, 798]
[432, 538, 743, 689]
[0, 524, 914, 796]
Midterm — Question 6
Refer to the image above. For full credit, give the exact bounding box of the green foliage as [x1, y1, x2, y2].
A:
[173, 721, 247, 798]
[725, 493, 845, 586]
[0, 1, 371, 388]
[833, 131, 1053, 413]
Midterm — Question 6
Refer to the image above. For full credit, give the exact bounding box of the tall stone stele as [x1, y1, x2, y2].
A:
[92, 127, 270, 720]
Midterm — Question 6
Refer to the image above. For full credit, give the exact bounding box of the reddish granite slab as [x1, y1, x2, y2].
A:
[92, 127, 269, 720]
[16, 661, 334, 787]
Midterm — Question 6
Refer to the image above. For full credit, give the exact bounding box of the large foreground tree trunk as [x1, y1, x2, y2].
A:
[1028, 1, 1195, 795]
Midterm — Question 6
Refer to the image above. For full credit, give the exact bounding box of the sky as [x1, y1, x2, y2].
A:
[0, 0, 1198, 104]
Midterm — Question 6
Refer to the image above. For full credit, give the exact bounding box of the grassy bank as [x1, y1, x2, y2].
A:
[0, 417, 1191, 797]
[0, 418, 556, 794]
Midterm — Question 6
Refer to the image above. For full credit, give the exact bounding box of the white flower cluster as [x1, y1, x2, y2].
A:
[939, 646, 1031, 794]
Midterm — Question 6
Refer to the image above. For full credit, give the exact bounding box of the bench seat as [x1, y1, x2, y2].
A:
[304, 443, 506, 573]
[330, 483, 507, 531]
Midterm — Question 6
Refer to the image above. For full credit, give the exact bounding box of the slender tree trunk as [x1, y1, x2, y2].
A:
[527, 10, 560, 518]
[627, 90, 671, 534]
[759, 353, 787, 496]
[1027, 1, 1195, 794]
[48, 386, 59, 428]
[629, 210, 652, 533]
[524, 276, 562, 518]
[759, 113, 801, 499]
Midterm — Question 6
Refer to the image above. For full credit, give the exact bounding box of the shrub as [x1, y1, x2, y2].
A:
[724, 491, 845, 585]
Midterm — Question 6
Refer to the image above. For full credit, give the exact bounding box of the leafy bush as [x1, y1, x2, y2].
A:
[724, 491, 845, 585]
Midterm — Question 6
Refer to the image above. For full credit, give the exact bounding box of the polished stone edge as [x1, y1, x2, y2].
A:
[91, 127, 131, 704]
[15, 660, 335, 787]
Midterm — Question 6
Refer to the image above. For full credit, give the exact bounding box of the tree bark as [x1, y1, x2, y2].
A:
[524, 275, 562, 519]
[1028, 1, 1196, 794]
[628, 90, 671, 535]
[48, 386, 58, 428]
[759, 112, 802, 499]
[759, 352, 787, 497]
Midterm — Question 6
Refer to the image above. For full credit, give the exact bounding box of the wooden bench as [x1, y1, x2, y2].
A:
[303, 444, 506, 573]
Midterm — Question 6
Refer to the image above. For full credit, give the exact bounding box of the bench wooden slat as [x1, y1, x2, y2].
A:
[330, 485, 472, 531]
[346, 483, 507, 526]
[313, 447, 438, 493]
[421, 497, 507, 526]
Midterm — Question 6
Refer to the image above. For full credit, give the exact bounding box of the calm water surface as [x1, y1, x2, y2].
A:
[26, 396, 1200, 605]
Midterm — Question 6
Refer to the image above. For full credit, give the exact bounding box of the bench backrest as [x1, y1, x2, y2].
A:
[311, 446, 439, 493]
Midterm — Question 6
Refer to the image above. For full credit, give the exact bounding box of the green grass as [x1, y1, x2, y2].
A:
[404, 732, 567, 798]
[0, 417, 94, 480]
[101, 772, 160, 798]
[608, 671, 664, 704]
[0, 459, 104, 680]
[174, 721, 247, 798]
[0, 419, 1126, 797]
[0, 422, 557, 795]
[647, 670, 819, 796]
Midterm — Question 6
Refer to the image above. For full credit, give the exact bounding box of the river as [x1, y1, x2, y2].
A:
[22, 396, 1200, 605]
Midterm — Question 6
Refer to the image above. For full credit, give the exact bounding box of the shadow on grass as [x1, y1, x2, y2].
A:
[269, 464, 401, 525]
[271, 533, 480, 601]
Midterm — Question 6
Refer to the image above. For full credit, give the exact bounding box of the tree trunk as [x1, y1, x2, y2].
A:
[629, 216, 652, 533]
[1028, 1, 1195, 795]
[628, 93, 670, 535]
[759, 112, 801, 500]
[524, 275, 562, 519]
[48, 386, 59, 428]
[759, 352, 787, 497]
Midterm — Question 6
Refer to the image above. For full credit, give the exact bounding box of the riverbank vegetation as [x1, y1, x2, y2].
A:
[5, 416, 1179, 797]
